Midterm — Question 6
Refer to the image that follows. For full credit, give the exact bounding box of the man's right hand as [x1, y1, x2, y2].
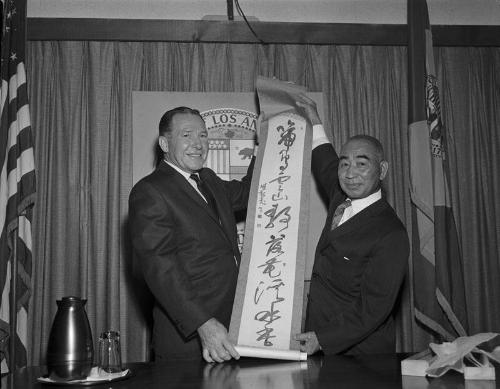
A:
[295, 331, 321, 355]
[296, 94, 321, 126]
[197, 318, 240, 363]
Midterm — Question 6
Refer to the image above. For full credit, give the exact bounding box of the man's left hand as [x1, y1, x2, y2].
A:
[295, 331, 321, 355]
[295, 94, 321, 126]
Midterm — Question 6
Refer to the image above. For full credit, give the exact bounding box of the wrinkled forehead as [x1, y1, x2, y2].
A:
[340, 139, 379, 160]
[170, 113, 207, 131]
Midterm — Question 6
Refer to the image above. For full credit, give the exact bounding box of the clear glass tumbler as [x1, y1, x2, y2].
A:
[97, 330, 122, 375]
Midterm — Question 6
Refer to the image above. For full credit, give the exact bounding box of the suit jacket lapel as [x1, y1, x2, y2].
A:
[159, 162, 221, 224]
[199, 170, 236, 245]
[202, 174, 242, 267]
[329, 198, 387, 239]
[158, 162, 238, 266]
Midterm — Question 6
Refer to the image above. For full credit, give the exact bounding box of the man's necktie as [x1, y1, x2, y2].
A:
[331, 199, 351, 230]
[190, 173, 219, 217]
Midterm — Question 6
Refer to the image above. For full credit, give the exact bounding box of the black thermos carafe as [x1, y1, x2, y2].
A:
[46, 296, 94, 381]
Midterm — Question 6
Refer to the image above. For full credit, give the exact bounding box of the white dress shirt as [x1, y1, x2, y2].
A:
[165, 160, 208, 203]
[338, 190, 382, 226]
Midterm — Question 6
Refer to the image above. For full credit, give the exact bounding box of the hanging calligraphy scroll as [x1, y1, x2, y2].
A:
[229, 77, 312, 361]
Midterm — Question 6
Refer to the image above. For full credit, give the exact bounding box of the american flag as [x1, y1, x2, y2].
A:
[1, 0, 36, 373]
[408, 0, 468, 341]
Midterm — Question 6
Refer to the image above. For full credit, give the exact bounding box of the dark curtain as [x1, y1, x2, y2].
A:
[25, 41, 500, 365]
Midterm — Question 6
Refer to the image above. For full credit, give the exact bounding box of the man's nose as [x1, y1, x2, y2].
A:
[344, 165, 356, 178]
[192, 136, 202, 148]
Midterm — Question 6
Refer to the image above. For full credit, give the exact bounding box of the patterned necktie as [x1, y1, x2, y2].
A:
[190, 173, 218, 217]
[331, 199, 351, 230]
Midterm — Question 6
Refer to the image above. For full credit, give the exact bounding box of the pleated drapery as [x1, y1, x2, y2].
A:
[26, 41, 500, 365]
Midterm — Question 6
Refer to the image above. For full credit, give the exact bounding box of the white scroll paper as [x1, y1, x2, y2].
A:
[235, 346, 307, 361]
[229, 77, 312, 361]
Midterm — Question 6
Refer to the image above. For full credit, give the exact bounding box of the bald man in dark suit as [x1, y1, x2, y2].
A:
[295, 96, 409, 355]
[129, 107, 254, 362]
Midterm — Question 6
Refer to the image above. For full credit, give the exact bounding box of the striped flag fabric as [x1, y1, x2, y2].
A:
[1, 0, 36, 373]
[407, 0, 468, 341]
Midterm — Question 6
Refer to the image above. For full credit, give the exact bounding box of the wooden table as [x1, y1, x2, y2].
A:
[2, 354, 498, 388]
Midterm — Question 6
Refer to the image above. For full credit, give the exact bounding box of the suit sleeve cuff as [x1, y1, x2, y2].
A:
[179, 311, 212, 339]
[312, 124, 329, 149]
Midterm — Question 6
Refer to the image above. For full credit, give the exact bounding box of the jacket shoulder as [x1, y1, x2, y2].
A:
[130, 166, 169, 196]
[375, 200, 408, 235]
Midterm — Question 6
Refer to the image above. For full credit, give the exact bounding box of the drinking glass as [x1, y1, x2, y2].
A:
[97, 330, 122, 375]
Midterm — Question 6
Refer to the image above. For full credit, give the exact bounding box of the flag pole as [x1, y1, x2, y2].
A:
[9, 229, 18, 373]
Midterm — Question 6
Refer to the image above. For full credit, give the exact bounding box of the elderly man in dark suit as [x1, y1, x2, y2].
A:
[295, 96, 409, 355]
[129, 106, 254, 363]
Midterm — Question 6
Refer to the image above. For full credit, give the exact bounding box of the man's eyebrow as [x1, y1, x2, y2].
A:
[355, 154, 371, 160]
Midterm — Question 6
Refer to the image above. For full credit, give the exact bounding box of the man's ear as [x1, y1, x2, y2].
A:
[158, 135, 169, 153]
[379, 160, 389, 180]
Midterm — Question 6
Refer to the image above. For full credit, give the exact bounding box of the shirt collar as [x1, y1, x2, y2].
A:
[349, 189, 382, 216]
[164, 159, 197, 181]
